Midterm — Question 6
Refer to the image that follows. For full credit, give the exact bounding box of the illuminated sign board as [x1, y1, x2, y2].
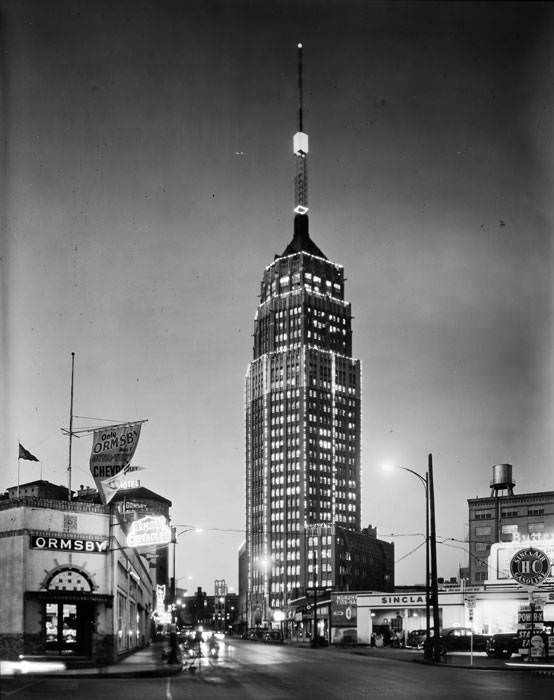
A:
[510, 548, 551, 587]
[489, 541, 554, 582]
[156, 584, 166, 615]
[126, 515, 171, 548]
[331, 592, 358, 626]
[31, 535, 109, 553]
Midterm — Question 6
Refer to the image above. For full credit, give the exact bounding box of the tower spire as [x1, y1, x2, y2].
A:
[297, 42, 303, 132]
[293, 43, 309, 219]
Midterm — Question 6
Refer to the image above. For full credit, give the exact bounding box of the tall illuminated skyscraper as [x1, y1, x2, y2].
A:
[245, 46, 368, 625]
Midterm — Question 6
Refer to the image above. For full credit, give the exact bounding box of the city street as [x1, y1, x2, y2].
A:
[1, 639, 552, 700]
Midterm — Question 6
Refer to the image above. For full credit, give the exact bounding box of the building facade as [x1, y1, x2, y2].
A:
[245, 47, 364, 625]
[0, 480, 171, 664]
[467, 465, 554, 585]
[175, 586, 240, 633]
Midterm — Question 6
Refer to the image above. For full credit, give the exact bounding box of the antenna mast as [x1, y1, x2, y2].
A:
[297, 42, 303, 132]
[293, 43, 309, 217]
[67, 352, 75, 501]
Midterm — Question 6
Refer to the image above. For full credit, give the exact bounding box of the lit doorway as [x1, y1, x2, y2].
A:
[44, 602, 92, 656]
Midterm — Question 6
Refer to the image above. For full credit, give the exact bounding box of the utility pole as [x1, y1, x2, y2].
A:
[313, 588, 317, 645]
[428, 454, 441, 662]
[168, 526, 179, 664]
[67, 352, 75, 501]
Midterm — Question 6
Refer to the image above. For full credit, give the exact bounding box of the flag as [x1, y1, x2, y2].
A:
[19, 443, 39, 462]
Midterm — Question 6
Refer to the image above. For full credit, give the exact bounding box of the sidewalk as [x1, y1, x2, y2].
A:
[0, 642, 182, 678]
[336, 644, 554, 675]
[285, 639, 554, 675]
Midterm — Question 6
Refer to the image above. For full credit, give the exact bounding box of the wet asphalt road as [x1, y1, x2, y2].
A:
[2, 639, 552, 700]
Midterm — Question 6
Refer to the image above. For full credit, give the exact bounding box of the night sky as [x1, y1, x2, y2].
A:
[2, 0, 553, 592]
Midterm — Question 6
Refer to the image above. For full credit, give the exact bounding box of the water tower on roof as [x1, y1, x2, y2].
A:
[490, 463, 515, 496]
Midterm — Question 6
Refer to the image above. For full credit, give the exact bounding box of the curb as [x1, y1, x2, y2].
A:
[531, 670, 554, 678]
[0, 664, 183, 680]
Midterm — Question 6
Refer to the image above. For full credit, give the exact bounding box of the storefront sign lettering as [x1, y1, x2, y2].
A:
[333, 594, 357, 606]
[31, 535, 108, 553]
[513, 531, 554, 544]
[380, 595, 425, 605]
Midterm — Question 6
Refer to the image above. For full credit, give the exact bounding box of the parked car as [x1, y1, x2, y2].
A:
[263, 630, 284, 644]
[438, 627, 490, 653]
[486, 632, 521, 659]
[407, 629, 431, 648]
[310, 635, 329, 648]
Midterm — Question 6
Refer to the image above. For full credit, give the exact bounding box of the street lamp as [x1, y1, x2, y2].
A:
[172, 527, 202, 607]
[168, 525, 202, 664]
[385, 454, 441, 663]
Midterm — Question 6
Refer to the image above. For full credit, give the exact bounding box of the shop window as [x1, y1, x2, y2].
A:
[501, 524, 518, 541]
[474, 511, 492, 520]
[475, 526, 491, 537]
[44, 603, 77, 655]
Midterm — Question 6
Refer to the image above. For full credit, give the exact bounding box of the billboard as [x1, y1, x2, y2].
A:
[89, 422, 143, 504]
[331, 592, 357, 627]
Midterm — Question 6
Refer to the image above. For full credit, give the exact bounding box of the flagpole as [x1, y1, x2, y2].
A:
[17, 457, 20, 498]
[68, 352, 75, 502]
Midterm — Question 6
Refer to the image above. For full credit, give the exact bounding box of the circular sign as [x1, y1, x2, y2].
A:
[510, 548, 551, 587]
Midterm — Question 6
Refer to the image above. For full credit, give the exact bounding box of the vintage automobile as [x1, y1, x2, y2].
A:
[438, 627, 490, 652]
[406, 629, 430, 648]
[485, 632, 521, 659]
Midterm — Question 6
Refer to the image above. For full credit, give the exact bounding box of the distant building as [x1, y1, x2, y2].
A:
[5, 480, 71, 501]
[0, 479, 172, 664]
[285, 525, 393, 641]
[238, 541, 247, 633]
[467, 464, 554, 585]
[333, 525, 394, 592]
[175, 586, 240, 633]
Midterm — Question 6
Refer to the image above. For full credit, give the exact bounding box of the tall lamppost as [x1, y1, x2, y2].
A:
[168, 526, 201, 664]
[427, 454, 441, 664]
[387, 454, 441, 663]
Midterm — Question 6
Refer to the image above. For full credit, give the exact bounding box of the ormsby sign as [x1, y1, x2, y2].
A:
[31, 535, 109, 553]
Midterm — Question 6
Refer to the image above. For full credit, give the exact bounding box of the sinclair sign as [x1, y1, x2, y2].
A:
[510, 548, 551, 587]
[126, 515, 171, 548]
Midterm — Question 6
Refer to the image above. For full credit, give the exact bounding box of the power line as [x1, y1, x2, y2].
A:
[395, 540, 426, 565]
